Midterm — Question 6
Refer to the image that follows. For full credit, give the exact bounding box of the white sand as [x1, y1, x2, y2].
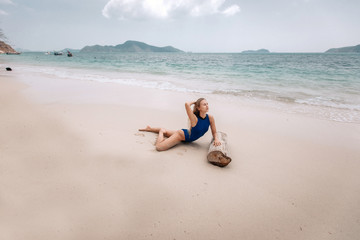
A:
[1, 70, 360, 240]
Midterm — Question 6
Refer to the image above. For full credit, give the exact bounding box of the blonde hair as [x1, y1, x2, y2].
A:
[193, 98, 206, 117]
[188, 98, 206, 133]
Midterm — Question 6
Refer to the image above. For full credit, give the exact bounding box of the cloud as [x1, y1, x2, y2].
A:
[0, 9, 8, 15]
[0, 0, 14, 4]
[102, 0, 240, 20]
[222, 4, 240, 16]
[0, 0, 14, 15]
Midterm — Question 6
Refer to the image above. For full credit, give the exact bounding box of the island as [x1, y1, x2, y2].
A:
[80, 40, 183, 53]
[325, 44, 360, 53]
[241, 49, 270, 54]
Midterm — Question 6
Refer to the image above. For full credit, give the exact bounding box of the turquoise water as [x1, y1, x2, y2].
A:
[2, 52, 360, 123]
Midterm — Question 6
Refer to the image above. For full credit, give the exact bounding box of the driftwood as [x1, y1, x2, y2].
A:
[207, 132, 231, 167]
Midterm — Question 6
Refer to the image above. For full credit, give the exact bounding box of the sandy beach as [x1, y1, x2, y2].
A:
[1, 69, 360, 240]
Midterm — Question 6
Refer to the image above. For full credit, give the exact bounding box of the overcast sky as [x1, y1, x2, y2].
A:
[1, 0, 359, 52]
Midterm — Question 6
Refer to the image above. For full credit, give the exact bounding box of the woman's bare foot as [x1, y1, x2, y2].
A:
[139, 126, 152, 132]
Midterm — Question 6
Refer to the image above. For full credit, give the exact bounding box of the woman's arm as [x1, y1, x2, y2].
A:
[185, 101, 198, 127]
[209, 114, 221, 146]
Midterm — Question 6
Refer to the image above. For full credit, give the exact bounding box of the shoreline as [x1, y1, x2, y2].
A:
[1, 70, 360, 239]
[2, 57, 360, 124]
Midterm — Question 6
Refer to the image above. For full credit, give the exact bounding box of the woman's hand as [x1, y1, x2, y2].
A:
[213, 139, 221, 146]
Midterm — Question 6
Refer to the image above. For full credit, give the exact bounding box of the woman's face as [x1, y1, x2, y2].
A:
[198, 99, 209, 113]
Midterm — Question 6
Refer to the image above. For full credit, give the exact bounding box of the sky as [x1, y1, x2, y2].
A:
[0, 0, 359, 52]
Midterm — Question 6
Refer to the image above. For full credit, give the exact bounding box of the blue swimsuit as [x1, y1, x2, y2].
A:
[182, 114, 210, 142]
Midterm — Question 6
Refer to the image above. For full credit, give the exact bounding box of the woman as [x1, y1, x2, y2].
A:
[139, 98, 221, 151]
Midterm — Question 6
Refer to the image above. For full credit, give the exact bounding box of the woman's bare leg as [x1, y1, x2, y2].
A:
[139, 126, 177, 138]
[139, 126, 185, 151]
[139, 126, 160, 133]
[155, 128, 166, 146]
[155, 130, 185, 151]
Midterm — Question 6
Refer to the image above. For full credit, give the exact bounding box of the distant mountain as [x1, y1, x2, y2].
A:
[80, 40, 183, 53]
[325, 44, 360, 53]
[241, 49, 270, 54]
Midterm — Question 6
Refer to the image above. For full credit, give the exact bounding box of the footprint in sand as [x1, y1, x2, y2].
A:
[135, 132, 146, 144]
[176, 148, 188, 155]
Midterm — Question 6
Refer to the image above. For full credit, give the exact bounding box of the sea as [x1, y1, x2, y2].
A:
[1, 52, 360, 123]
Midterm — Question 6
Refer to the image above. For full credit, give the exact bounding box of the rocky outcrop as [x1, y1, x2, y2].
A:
[0, 41, 18, 54]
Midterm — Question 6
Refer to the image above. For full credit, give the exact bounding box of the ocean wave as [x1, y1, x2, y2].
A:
[295, 97, 360, 111]
[213, 89, 302, 104]
[16, 64, 212, 94]
[212, 89, 360, 112]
